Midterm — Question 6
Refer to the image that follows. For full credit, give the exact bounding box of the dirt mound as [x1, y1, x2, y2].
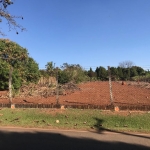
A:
[61, 82, 80, 91]
[13, 82, 80, 98]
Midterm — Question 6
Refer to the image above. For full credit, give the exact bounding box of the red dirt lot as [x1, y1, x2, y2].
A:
[0, 81, 150, 107]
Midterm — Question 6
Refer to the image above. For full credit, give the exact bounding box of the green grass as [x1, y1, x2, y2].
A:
[0, 108, 150, 133]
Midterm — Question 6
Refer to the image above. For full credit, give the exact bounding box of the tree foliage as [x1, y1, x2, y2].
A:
[0, 0, 25, 35]
[45, 61, 55, 76]
[0, 59, 9, 89]
[117, 67, 123, 80]
[87, 67, 96, 81]
[116, 66, 144, 80]
[58, 70, 71, 84]
[134, 66, 144, 76]
[0, 39, 28, 65]
[110, 67, 118, 80]
[95, 66, 107, 80]
[94, 64, 145, 81]
[43, 61, 146, 84]
[130, 67, 138, 77]
[24, 57, 40, 83]
[122, 68, 130, 80]
[58, 63, 88, 84]
[0, 39, 40, 90]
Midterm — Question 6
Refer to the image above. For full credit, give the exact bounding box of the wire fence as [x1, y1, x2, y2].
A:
[0, 66, 150, 110]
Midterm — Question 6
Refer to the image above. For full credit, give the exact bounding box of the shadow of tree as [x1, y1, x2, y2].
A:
[93, 117, 104, 131]
[93, 117, 150, 140]
[0, 128, 149, 150]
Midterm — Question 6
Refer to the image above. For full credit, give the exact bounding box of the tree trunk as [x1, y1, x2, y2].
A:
[9, 66, 13, 104]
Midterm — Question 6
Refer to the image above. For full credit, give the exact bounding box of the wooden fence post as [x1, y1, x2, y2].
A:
[108, 66, 113, 105]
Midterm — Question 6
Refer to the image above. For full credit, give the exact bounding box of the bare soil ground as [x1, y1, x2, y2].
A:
[0, 81, 150, 107]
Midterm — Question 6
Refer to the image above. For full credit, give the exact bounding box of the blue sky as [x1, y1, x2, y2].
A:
[0, 0, 150, 70]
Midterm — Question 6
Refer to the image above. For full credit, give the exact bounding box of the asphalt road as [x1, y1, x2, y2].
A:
[0, 127, 150, 150]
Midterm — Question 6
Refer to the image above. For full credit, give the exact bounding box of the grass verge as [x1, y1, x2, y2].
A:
[0, 108, 150, 133]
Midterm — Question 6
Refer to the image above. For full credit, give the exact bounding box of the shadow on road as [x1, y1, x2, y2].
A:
[0, 128, 149, 150]
[93, 117, 150, 139]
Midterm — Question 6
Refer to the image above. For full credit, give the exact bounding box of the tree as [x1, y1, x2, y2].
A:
[130, 67, 138, 77]
[110, 67, 118, 80]
[96, 66, 107, 81]
[0, 0, 25, 35]
[134, 66, 144, 76]
[58, 70, 71, 84]
[0, 39, 28, 103]
[39, 69, 49, 78]
[60, 63, 88, 83]
[45, 61, 55, 76]
[87, 67, 96, 81]
[119, 61, 134, 68]
[0, 39, 40, 103]
[117, 67, 123, 80]
[95, 67, 100, 80]
[121, 68, 130, 80]
[0, 59, 9, 89]
[99, 66, 107, 80]
[25, 57, 40, 83]
[0, 58, 23, 90]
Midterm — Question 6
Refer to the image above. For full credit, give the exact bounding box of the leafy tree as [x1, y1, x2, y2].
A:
[58, 70, 71, 84]
[73, 68, 88, 83]
[95, 67, 100, 80]
[117, 67, 123, 80]
[0, 0, 25, 35]
[45, 61, 55, 76]
[0, 59, 9, 89]
[0, 39, 40, 102]
[0, 38, 28, 97]
[59, 63, 88, 83]
[87, 67, 96, 81]
[110, 67, 118, 80]
[134, 66, 144, 76]
[39, 69, 49, 78]
[95, 66, 107, 81]
[117, 65, 145, 80]
[0, 39, 28, 65]
[25, 57, 40, 83]
[0, 59, 23, 90]
[99, 66, 107, 80]
[121, 68, 130, 80]
[12, 69, 22, 89]
[130, 67, 138, 77]
[88, 67, 92, 76]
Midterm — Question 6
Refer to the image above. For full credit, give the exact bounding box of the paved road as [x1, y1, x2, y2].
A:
[0, 127, 150, 150]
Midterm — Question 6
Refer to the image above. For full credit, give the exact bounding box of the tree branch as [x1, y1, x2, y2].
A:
[0, 1, 25, 35]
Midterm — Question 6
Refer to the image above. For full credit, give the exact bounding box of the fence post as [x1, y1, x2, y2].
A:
[56, 68, 59, 105]
[108, 66, 113, 105]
